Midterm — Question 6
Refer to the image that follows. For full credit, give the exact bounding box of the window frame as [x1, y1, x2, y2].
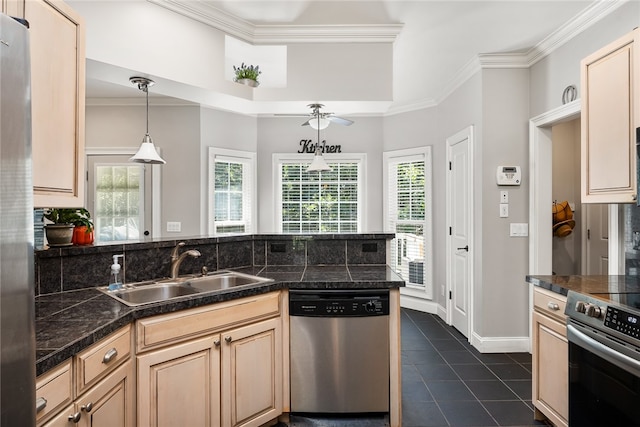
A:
[273, 152, 367, 233]
[383, 146, 433, 300]
[208, 147, 257, 236]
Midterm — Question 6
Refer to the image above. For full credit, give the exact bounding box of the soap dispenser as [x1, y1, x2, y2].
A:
[108, 254, 124, 291]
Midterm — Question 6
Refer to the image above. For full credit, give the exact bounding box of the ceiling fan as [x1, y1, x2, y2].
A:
[280, 103, 354, 129]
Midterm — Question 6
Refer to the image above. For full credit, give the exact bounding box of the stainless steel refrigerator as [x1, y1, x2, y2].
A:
[0, 12, 36, 427]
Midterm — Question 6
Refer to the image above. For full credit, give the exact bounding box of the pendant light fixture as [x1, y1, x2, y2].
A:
[307, 114, 331, 172]
[129, 76, 166, 164]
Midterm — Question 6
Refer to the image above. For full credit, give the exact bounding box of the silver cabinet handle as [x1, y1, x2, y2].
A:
[102, 348, 118, 364]
[213, 339, 221, 347]
[547, 302, 560, 311]
[224, 336, 232, 343]
[81, 402, 93, 413]
[68, 412, 82, 423]
[35, 397, 47, 413]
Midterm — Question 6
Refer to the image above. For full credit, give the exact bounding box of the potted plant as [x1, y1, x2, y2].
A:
[233, 62, 261, 87]
[43, 208, 94, 246]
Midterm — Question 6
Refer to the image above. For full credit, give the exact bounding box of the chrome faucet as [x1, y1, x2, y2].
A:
[170, 242, 201, 279]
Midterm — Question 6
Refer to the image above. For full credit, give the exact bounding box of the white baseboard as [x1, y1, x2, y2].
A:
[436, 304, 447, 322]
[400, 294, 439, 314]
[470, 332, 531, 353]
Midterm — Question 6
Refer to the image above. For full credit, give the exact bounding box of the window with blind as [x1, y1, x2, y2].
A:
[275, 154, 365, 233]
[208, 148, 256, 235]
[94, 164, 144, 242]
[384, 147, 433, 299]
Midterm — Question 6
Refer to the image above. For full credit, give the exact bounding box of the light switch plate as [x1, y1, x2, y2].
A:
[500, 191, 509, 203]
[499, 203, 509, 218]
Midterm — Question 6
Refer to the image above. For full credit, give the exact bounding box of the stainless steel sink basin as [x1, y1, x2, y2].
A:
[107, 282, 200, 306]
[187, 271, 272, 292]
[97, 271, 272, 307]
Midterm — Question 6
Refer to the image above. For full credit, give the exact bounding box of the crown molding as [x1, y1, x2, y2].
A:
[387, 0, 628, 115]
[525, 0, 629, 66]
[86, 97, 198, 107]
[147, 0, 402, 44]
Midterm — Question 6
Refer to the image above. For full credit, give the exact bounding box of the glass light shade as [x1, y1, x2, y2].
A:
[307, 147, 331, 172]
[309, 117, 330, 130]
[129, 134, 166, 164]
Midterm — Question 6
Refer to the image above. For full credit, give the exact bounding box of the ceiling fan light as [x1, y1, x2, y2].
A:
[129, 133, 166, 164]
[307, 147, 331, 172]
[309, 117, 330, 130]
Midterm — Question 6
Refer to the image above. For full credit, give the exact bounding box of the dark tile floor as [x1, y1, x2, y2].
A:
[281, 308, 548, 427]
[401, 308, 547, 427]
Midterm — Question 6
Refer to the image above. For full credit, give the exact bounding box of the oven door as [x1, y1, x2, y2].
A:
[567, 320, 640, 426]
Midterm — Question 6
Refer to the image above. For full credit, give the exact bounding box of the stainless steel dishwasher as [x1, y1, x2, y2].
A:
[289, 289, 390, 414]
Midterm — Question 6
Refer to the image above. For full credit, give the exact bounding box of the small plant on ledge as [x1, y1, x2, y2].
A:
[233, 62, 261, 87]
[43, 208, 94, 246]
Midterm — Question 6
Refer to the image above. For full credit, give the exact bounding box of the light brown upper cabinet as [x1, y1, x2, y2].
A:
[26, 0, 85, 207]
[2, 0, 24, 18]
[581, 28, 640, 203]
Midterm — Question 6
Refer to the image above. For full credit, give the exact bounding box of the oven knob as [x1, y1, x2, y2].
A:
[585, 304, 603, 319]
[575, 301, 587, 313]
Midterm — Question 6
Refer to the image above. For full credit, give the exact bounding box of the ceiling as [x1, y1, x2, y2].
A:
[85, 0, 604, 115]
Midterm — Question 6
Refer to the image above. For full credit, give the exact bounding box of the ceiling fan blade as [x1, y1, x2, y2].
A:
[301, 119, 312, 126]
[327, 116, 354, 126]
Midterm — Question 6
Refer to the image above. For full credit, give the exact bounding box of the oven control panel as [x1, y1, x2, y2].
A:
[605, 307, 640, 339]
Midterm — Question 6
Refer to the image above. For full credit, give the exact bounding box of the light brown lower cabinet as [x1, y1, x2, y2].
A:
[40, 360, 134, 427]
[532, 287, 568, 427]
[136, 292, 284, 427]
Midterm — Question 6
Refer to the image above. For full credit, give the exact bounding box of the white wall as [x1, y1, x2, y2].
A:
[479, 68, 530, 339]
[86, 104, 201, 237]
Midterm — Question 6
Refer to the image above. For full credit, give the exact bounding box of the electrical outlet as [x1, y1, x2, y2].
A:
[166, 221, 181, 232]
[499, 204, 509, 218]
[500, 190, 509, 203]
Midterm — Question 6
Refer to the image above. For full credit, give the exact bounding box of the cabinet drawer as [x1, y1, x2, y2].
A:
[534, 287, 567, 321]
[137, 291, 281, 352]
[36, 360, 72, 426]
[75, 325, 131, 394]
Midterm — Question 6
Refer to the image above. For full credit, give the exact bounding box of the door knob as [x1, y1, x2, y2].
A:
[457, 245, 469, 251]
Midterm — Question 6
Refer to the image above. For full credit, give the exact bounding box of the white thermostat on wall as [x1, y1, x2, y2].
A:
[496, 166, 521, 186]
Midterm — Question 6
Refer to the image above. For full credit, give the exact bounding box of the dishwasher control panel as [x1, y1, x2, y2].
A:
[289, 290, 389, 317]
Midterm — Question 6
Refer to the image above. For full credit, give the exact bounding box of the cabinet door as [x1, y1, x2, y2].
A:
[581, 29, 639, 203]
[2, 0, 24, 17]
[77, 360, 134, 427]
[221, 318, 282, 427]
[532, 311, 568, 427]
[25, 0, 85, 207]
[137, 335, 221, 427]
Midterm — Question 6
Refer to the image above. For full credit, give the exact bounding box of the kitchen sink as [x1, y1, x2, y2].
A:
[97, 271, 272, 307]
[186, 271, 271, 292]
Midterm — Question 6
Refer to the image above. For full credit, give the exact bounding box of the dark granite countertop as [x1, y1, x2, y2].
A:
[526, 275, 640, 296]
[36, 265, 404, 376]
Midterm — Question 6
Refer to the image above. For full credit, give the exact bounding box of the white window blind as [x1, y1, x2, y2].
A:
[275, 154, 365, 233]
[385, 147, 432, 299]
[208, 148, 256, 235]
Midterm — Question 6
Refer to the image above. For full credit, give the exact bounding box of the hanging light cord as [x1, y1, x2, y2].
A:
[143, 83, 149, 135]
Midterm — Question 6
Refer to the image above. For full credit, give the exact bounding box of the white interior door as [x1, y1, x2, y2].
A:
[87, 154, 152, 242]
[446, 127, 473, 339]
[584, 203, 609, 274]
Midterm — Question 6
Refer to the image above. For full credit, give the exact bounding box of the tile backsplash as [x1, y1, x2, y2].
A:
[34, 234, 392, 296]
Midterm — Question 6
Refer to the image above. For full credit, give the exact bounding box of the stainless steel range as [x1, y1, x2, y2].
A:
[565, 289, 640, 426]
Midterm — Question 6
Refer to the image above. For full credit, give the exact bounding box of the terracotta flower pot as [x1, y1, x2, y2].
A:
[72, 226, 94, 245]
